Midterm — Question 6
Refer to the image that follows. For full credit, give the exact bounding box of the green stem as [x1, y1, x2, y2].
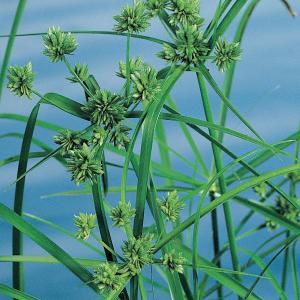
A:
[196, 73, 240, 291]
[0, 0, 26, 102]
[125, 33, 131, 101]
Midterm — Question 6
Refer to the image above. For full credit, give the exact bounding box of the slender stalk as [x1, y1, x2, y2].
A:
[0, 0, 26, 102]
[196, 73, 240, 297]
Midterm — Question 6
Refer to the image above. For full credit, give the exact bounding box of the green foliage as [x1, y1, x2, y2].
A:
[7, 62, 34, 99]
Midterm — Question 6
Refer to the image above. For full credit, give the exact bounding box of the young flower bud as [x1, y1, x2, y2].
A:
[74, 212, 96, 240]
[110, 201, 136, 227]
[7, 62, 34, 99]
[114, 1, 150, 33]
[253, 182, 267, 198]
[53, 129, 88, 156]
[213, 39, 242, 72]
[67, 144, 103, 185]
[169, 0, 204, 27]
[92, 126, 107, 146]
[160, 190, 184, 222]
[82, 89, 126, 130]
[121, 234, 154, 276]
[93, 263, 125, 294]
[131, 65, 161, 103]
[67, 63, 89, 83]
[43, 26, 78, 63]
[162, 250, 185, 273]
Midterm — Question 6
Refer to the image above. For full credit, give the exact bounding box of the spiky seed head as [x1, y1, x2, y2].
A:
[131, 65, 161, 103]
[82, 89, 126, 129]
[145, 0, 167, 17]
[7, 62, 35, 99]
[121, 234, 154, 276]
[67, 144, 103, 185]
[213, 39, 242, 72]
[43, 26, 78, 62]
[158, 25, 209, 64]
[168, 0, 204, 27]
[162, 250, 185, 273]
[53, 129, 88, 156]
[160, 190, 184, 222]
[74, 212, 96, 240]
[93, 263, 125, 294]
[110, 201, 136, 227]
[92, 126, 107, 146]
[114, 1, 150, 33]
[253, 182, 267, 198]
[110, 124, 131, 149]
[117, 57, 144, 79]
[67, 63, 89, 83]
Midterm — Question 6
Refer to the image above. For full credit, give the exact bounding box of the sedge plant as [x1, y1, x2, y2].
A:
[0, 1, 300, 300]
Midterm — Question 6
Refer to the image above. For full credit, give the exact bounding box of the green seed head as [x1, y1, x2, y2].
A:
[82, 89, 126, 129]
[43, 26, 78, 63]
[253, 182, 267, 198]
[93, 262, 125, 294]
[7, 62, 34, 99]
[145, 0, 167, 17]
[160, 190, 184, 222]
[162, 250, 185, 273]
[114, 1, 150, 33]
[213, 39, 242, 72]
[53, 129, 89, 156]
[92, 126, 107, 146]
[158, 24, 209, 64]
[169, 0, 204, 27]
[117, 57, 144, 79]
[131, 65, 161, 103]
[67, 63, 90, 83]
[74, 212, 96, 240]
[121, 234, 154, 276]
[67, 144, 103, 185]
[110, 201, 136, 227]
[110, 124, 131, 149]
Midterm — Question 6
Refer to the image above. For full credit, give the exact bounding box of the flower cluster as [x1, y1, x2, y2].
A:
[266, 196, 300, 231]
[158, 24, 209, 64]
[213, 39, 242, 72]
[53, 129, 89, 156]
[114, 1, 150, 33]
[145, 0, 167, 17]
[160, 190, 184, 222]
[67, 144, 103, 185]
[93, 262, 125, 294]
[168, 0, 203, 27]
[82, 89, 126, 130]
[162, 250, 185, 273]
[42, 26, 78, 63]
[253, 182, 267, 198]
[121, 234, 155, 276]
[91, 126, 107, 146]
[7, 62, 35, 99]
[110, 201, 136, 227]
[118, 58, 161, 103]
[67, 63, 90, 83]
[74, 212, 96, 240]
